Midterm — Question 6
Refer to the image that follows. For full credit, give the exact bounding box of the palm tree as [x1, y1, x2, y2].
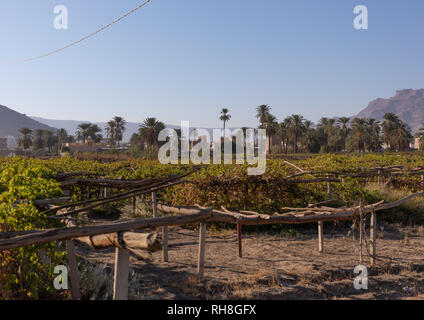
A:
[349, 118, 367, 152]
[287, 114, 306, 153]
[261, 113, 278, 154]
[255, 105, 271, 125]
[17, 128, 33, 150]
[365, 119, 381, 152]
[33, 129, 45, 150]
[337, 117, 350, 151]
[57, 128, 68, 153]
[139, 117, 166, 147]
[277, 119, 290, 153]
[43, 130, 56, 152]
[415, 123, 424, 150]
[219, 108, 231, 130]
[105, 120, 116, 146]
[87, 124, 103, 143]
[301, 120, 317, 153]
[75, 123, 92, 143]
[112, 116, 126, 147]
[381, 113, 412, 151]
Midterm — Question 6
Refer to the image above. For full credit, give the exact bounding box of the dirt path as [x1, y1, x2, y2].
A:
[76, 225, 424, 300]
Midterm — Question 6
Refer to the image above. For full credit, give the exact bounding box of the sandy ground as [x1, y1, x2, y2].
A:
[75, 224, 424, 300]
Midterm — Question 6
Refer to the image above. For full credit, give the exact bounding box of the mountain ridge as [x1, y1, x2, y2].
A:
[0, 104, 56, 138]
[354, 89, 424, 133]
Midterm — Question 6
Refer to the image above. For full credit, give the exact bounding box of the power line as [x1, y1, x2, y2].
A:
[8, 0, 152, 63]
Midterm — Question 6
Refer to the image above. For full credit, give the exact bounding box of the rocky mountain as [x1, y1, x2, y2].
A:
[355, 89, 424, 133]
[0, 105, 56, 138]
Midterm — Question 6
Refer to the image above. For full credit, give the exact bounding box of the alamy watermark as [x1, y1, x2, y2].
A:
[353, 265, 368, 290]
[53, 5, 68, 30]
[354, 5, 368, 30]
[53, 265, 68, 290]
[157, 121, 267, 175]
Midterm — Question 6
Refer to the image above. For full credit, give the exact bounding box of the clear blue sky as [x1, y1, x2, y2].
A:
[0, 0, 423, 128]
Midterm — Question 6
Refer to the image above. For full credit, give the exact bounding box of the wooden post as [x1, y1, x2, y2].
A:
[66, 240, 81, 300]
[421, 174, 424, 192]
[113, 247, 130, 300]
[359, 203, 364, 264]
[133, 196, 136, 214]
[197, 222, 206, 280]
[237, 222, 242, 258]
[152, 192, 158, 218]
[327, 174, 332, 200]
[162, 226, 168, 262]
[370, 211, 377, 266]
[378, 169, 383, 185]
[318, 221, 324, 253]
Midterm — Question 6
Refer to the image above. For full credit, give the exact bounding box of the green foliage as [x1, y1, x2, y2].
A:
[0, 157, 66, 299]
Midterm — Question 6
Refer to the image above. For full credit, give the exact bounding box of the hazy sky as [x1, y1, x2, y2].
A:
[1, 0, 423, 128]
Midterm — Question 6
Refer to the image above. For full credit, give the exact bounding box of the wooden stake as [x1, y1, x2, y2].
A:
[113, 248, 130, 300]
[237, 222, 242, 258]
[66, 240, 81, 300]
[132, 196, 136, 214]
[197, 222, 206, 279]
[421, 175, 424, 192]
[327, 174, 332, 200]
[318, 221, 324, 253]
[370, 211, 377, 266]
[152, 192, 158, 218]
[162, 226, 168, 262]
[359, 203, 364, 264]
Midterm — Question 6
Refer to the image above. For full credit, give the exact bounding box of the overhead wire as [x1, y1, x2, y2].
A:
[8, 0, 152, 63]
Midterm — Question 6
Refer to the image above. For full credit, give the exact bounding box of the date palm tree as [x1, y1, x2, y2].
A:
[43, 130, 56, 152]
[219, 108, 231, 130]
[287, 114, 306, 153]
[105, 120, 116, 146]
[87, 124, 103, 143]
[75, 123, 92, 143]
[337, 117, 350, 151]
[139, 117, 166, 147]
[33, 129, 45, 150]
[255, 104, 271, 126]
[112, 116, 126, 147]
[349, 118, 367, 152]
[17, 128, 33, 150]
[57, 128, 68, 153]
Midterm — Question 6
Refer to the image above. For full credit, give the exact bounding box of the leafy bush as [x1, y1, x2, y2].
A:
[0, 157, 66, 299]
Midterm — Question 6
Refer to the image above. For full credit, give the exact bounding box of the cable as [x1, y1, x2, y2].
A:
[8, 0, 152, 63]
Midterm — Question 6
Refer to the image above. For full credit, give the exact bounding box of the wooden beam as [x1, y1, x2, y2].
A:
[66, 240, 81, 300]
[197, 222, 206, 279]
[0, 213, 211, 250]
[2, 192, 424, 251]
[113, 248, 130, 300]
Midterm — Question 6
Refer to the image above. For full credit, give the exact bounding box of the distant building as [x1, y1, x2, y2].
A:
[0, 138, 8, 149]
[414, 137, 421, 150]
[65, 139, 106, 153]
